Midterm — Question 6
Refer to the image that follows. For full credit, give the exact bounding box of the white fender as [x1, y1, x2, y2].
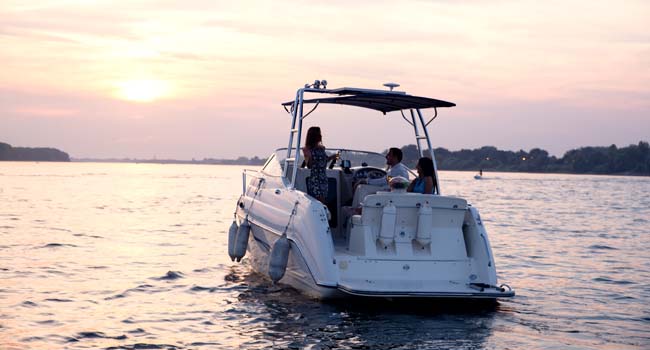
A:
[378, 202, 396, 247]
[227, 220, 238, 261]
[416, 205, 433, 245]
[268, 234, 290, 283]
[233, 220, 251, 262]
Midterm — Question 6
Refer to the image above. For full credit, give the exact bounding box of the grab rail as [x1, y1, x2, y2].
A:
[242, 169, 261, 194]
[242, 169, 285, 194]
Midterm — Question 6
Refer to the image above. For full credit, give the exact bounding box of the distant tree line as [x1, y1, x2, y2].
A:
[0, 142, 70, 162]
[5, 138, 648, 176]
[201, 156, 266, 165]
[391, 141, 650, 176]
[74, 156, 266, 165]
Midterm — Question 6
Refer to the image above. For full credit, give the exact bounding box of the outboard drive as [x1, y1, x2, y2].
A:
[233, 219, 251, 262]
[227, 220, 238, 261]
[268, 233, 290, 283]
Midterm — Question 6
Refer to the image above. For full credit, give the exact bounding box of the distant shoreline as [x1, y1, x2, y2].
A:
[1, 142, 70, 162]
[1, 158, 646, 177]
[70, 160, 645, 177]
[71, 157, 266, 166]
[3, 140, 648, 176]
[395, 142, 649, 177]
[0, 159, 642, 178]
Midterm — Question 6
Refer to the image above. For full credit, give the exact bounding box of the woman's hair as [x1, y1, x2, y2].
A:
[305, 126, 322, 149]
[418, 157, 435, 177]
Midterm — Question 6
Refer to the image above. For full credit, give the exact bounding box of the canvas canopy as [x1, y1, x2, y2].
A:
[281, 87, 455, 114]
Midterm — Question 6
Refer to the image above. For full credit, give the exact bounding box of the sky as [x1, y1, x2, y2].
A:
[1, 0, 648, 159]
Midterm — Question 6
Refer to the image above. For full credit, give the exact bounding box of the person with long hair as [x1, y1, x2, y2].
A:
[407, 157, 437, 194]
[302, 126, 337, 203]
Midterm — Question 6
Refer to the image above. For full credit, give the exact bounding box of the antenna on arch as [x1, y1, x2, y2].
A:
[383, 82, 400, 91]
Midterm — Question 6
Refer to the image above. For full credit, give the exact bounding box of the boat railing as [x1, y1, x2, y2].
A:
[242, 169, 261, 194]
[242, 168, 285, 194]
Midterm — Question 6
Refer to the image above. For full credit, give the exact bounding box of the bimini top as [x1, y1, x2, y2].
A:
[281, 87, 455, 114]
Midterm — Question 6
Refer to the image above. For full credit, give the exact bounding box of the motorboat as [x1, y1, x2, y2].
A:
[228, 81, 514, 300]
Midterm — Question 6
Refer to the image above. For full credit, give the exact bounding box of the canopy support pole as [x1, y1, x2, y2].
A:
[409, 109, 424, 156]
[283, 89, 305, 189]
[416, 108, 441, 194]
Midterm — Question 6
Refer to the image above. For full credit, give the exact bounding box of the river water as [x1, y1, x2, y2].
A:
[1, 162, 648, 349]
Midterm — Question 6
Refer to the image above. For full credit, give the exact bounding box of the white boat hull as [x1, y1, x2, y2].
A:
[246, 223, 344, 299]
[243, 219, 512, 299]
[228, 83, 514, 300]
[234, 177, 514, 300]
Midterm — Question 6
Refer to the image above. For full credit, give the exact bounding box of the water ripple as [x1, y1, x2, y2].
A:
[151, 271, 184, 281]
[71, 331, 128, 340]
[2, 165, 649, 350]
[105, 343, 179, 350]
[589, 244, 618, 250]
[43, 298, 74, 303]
[39, 243, 78, 249]
[592, 277, 635, 285]
[189, 285, 218, 293]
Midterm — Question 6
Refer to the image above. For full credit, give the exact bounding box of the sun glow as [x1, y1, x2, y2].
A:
[116, 79, 170, 102]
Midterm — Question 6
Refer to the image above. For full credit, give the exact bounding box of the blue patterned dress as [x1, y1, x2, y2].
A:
[307, 147, 329, 199]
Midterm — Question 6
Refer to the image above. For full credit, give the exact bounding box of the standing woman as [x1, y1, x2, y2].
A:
[302, 126, 337, 203]
[407, 157, 438, 194]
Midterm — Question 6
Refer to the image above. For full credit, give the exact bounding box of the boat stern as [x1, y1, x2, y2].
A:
[336, 192, 515, 299]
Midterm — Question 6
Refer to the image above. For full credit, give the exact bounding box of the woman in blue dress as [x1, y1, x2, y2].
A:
[408, 157, 437, 194]
[302, 127, 337, 203]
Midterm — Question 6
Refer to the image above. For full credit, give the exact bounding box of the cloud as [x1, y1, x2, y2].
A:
[1, 0, 648, 159]
[0, 26, 82, 44]
[12, 107, 79, 118]
[1, 6, 141, 41]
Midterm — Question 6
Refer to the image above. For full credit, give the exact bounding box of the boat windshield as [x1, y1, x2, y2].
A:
[334, 149, 386, 168]
[269, 148, 387, 177]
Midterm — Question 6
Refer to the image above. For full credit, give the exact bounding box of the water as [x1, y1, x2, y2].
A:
[1, 162, 648, 349]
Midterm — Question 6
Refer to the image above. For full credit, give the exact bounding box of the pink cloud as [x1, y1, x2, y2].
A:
[12, 106, 79, 118]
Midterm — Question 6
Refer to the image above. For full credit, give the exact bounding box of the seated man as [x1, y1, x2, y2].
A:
[385, 147, 410, 180]
[356, 147, 410, 187]
[343, 148, 412, 228]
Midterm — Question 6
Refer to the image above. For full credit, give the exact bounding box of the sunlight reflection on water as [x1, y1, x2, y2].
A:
[1, 162, 648, 349]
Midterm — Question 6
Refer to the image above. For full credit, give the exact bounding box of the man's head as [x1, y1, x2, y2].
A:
[386, 147, 403, 166]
